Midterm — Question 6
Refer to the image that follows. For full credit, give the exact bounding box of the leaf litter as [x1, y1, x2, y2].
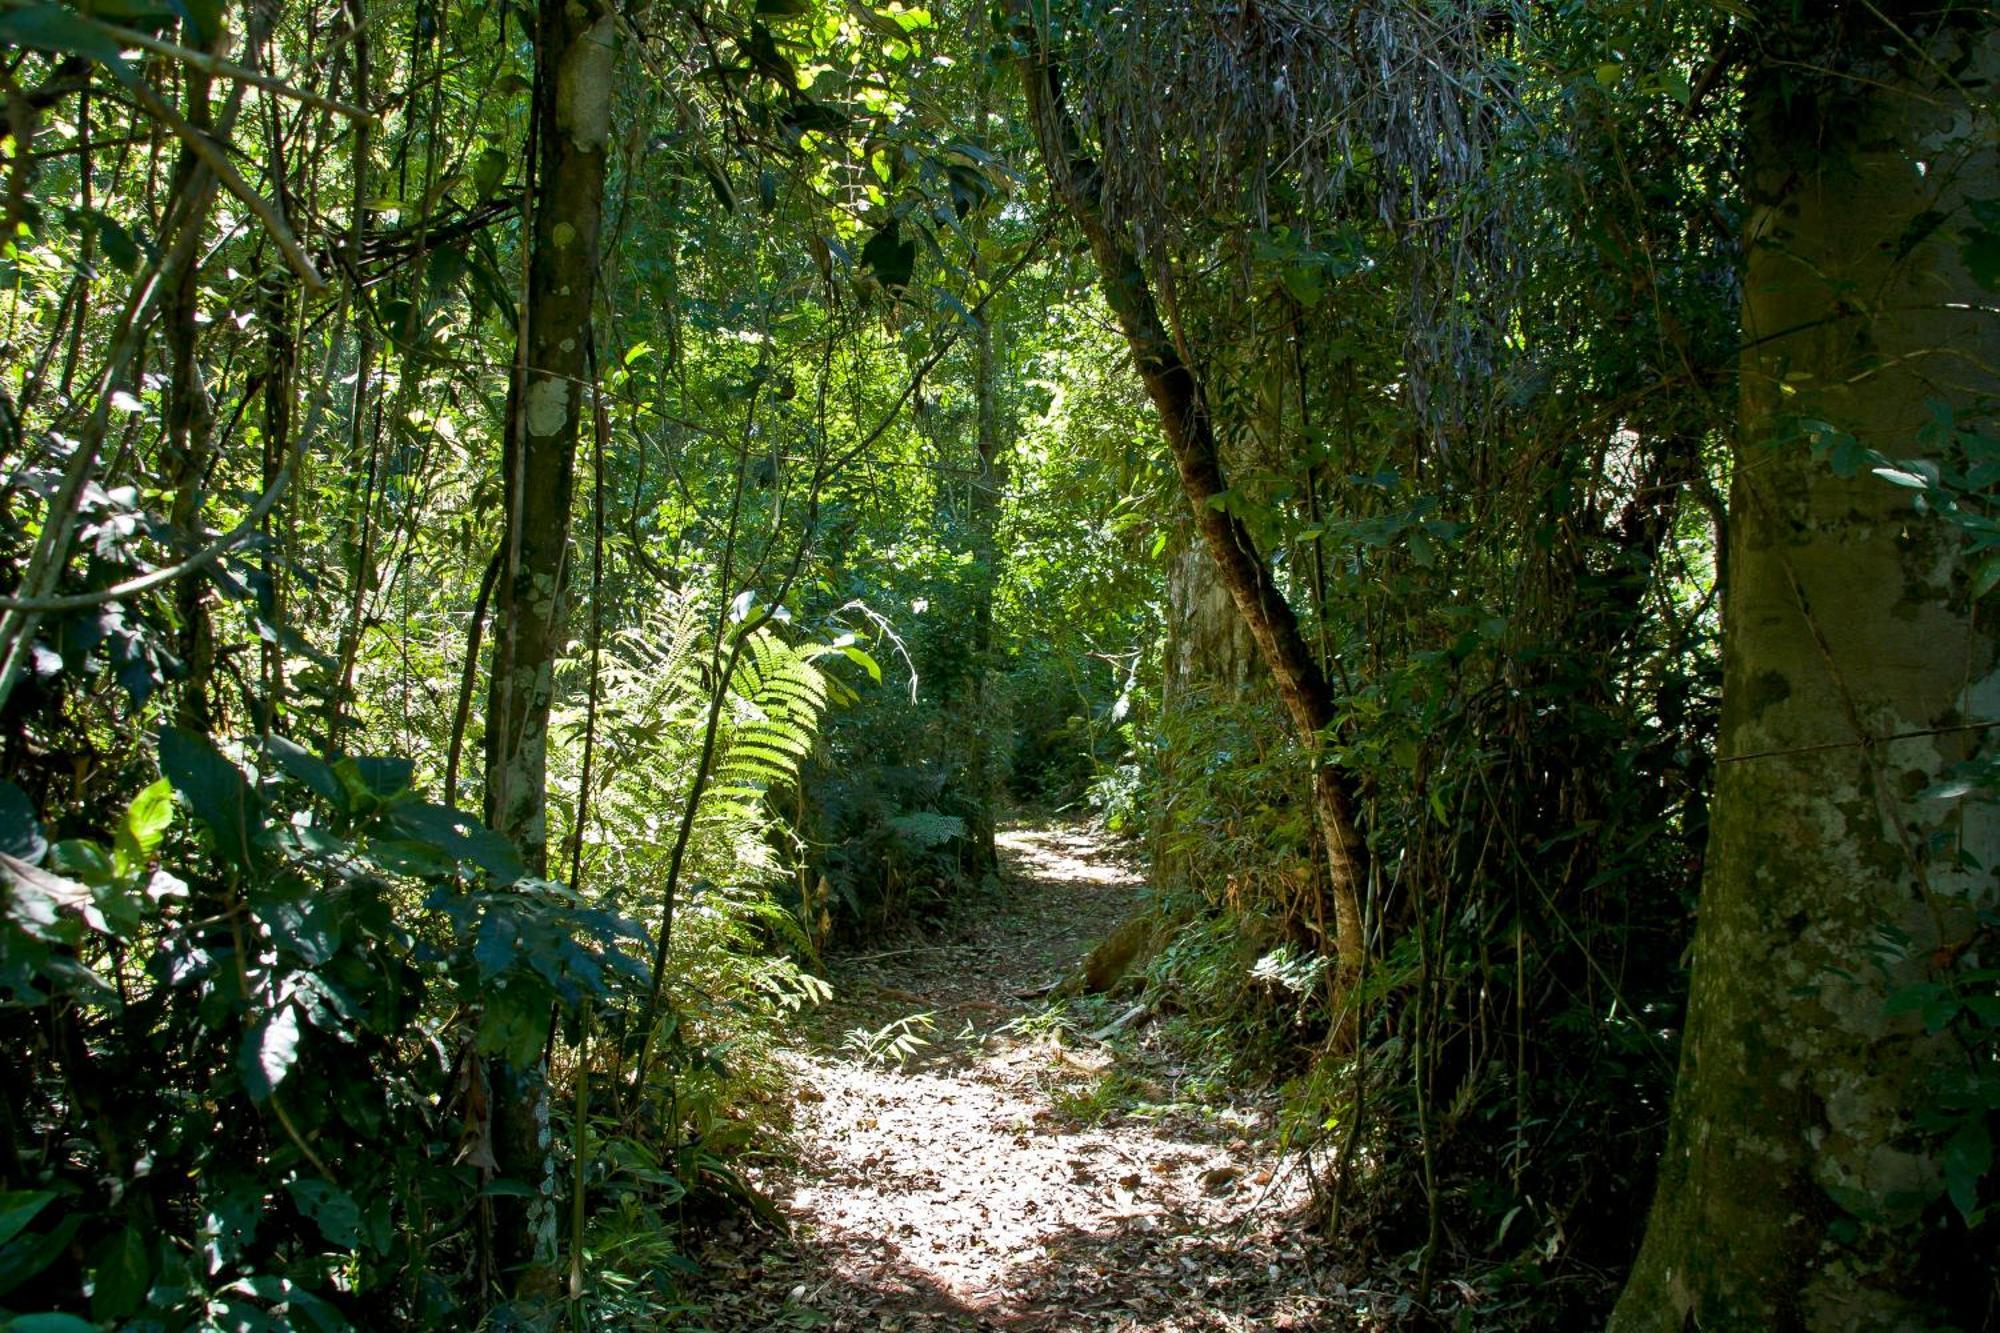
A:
[684, 822, 1357, 1330]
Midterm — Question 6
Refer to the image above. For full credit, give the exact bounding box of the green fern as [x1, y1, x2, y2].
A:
[701, 626, 829, 827]
[886, 810, 965, 849]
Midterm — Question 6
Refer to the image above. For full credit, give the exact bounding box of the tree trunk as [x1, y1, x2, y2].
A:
[1613, 8, 1998, 1328]
[481, 0, 617, 1286]
[485, 0, 616, 879]
[1012, 3, 1367, 986]
[1162, 538, 1261, 709]
[163, 60, 218, 733]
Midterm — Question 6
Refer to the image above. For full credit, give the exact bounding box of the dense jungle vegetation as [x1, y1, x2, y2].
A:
[0, 0, 1994, 1326]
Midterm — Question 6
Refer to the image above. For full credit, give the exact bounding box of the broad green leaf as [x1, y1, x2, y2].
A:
[1963, 225, 2000, 293]
[0, 6, 137, 84]
[47, 840, 112, 886]
[172, 0, 224, 44]
[112, 777, 174, 879]
[239, 1004, 301, 1102]
[339, 756, 414, 803]
[160, 727, 261, 871]
[388, 804, 526, 884]
[0, 783, 46, 867]
[861, 220, 917, 290]
[88, 1224, 152, 1321]
[0, 1193, 55, 1249]
[1, 852, 94, 939]
[1872, 461, 1938, 490]
[93, 213, 141, 273]
[4, 1315, 103, 1333]
[1968, 552, 2000, 600]
[0, 1211, 82, 1297]
[1944, 1117, 1992, 1224]
[80, 0, 178, 21]
[838, 643, 882, 683]
[472, 916, 517, 978]
[285, 1180, 361, 1250]
[472, 146, 508, 198]
[1280, 262, 1324, 307]
[265, 736, 346, 810]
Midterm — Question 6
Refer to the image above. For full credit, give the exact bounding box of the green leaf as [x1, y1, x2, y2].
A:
[1973, 554, 2000, 602]
[47, 840, 111, 886]
[285, 1180, 361, 1250]
[94, 213, 141, 273]
[172, 0, 223, 44]
[3, 1315, 103, 1333]
[264, 736, 346, 810]
[1872, 462, 1938, 490]
[472, 146, 508, 198]
[342, 756, 414, 802]
[0, 1193, 55, 1249]
[886, 811, 963, 848]
[160, 727, 261, 870]
[1944, 1117, 1992, 1224]
[0, 1211, 83, 1297]
[111, 778, 173, 880]
[88, 1224, 152, 1321]
[1, 852, 95, 942]
[239, 1004, 301, 1102]
[838, 643, 882, 683]
[472, 915, 517, 978]
[861, 220, 917, 290]
[745, 20, 799, 87]
[388, 804, 526, 883]
[1963, 224, 2000, 293]
[0, 781, 47, 866]
[1280, 262, 1324, 307]
[697, 154, 736, 211]
[0, 6, 137, 84]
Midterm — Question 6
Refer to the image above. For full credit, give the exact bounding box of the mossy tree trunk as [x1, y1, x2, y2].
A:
[1613, 6, 1998, 1327]
[480, 0, 616, 1285]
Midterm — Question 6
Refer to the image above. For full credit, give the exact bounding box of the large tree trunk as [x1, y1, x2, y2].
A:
[481, 0, 616, 1286]
[1012, 3, 1367, 988]
[1613, 7, 1998, 1328]
[1163, 539, 1262, 708]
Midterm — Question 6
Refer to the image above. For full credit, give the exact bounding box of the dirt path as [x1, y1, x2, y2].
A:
[686, 822, 1350, 1331]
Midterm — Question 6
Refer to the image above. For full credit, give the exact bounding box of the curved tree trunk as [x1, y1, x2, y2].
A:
[1011, 2, 1367, 991]
[1614, 7, 1998, 1327]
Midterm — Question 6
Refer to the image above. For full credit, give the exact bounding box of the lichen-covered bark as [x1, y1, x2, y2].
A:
[1163, 541, 1261, 708]
[484, 0, 615, 870]
[1613, 8, 1998, 1328]
[480, 0, 615, 1287]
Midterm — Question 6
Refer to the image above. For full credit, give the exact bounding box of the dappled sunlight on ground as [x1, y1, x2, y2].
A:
[685, 822, 1356, 1330]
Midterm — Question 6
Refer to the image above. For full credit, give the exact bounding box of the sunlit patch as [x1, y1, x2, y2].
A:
[689, 821, 1341, 1330]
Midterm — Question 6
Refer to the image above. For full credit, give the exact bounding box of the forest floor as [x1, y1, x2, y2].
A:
[683, 820, 1356, 1331]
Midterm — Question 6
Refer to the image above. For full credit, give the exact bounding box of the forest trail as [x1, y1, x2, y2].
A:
[687, 822, 1349, 1331]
